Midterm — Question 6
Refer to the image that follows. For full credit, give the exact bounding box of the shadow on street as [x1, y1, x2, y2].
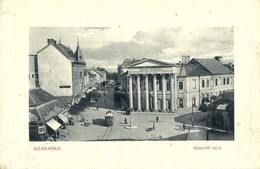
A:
[93, 118, 107, 127]
[174, 111, 209, 127]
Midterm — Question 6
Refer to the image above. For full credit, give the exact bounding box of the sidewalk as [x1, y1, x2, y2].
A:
[186, 126, 207, 140]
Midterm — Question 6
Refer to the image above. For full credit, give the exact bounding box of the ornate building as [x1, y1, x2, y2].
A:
[118, 58, 180, 112]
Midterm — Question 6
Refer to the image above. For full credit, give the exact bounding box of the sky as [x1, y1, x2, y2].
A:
[30, 27, 234, 72]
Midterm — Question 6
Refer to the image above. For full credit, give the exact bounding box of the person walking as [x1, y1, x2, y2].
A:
[183, 123, 185, 131]
[53, 131, 56, 141]
[92, 118, 95, 125]
[57, 129, 60, 139]
[96, 106, 99, 110]
[153, 123, 155, 130]
[156, 116, 159, 123]
[124, 118, 127, 124]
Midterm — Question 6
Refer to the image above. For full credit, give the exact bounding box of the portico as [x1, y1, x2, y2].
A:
[120, 58, 179, 113]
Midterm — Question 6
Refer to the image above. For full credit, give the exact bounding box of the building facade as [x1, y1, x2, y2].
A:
[177, 56, 234, 108]
[118, 58, 180, 112]
[118, 56, 234, 112]
[37, 39, 86, 104]
[29, 54, 39, 89]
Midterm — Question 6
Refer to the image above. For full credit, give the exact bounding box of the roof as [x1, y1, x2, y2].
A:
[74, 45, 85, 64]
[179, 58, 234, 77]
[119, 58, 176, 68]
[85, 68, 103, 77]
[120, 59, 143, 67]
[37, 41, 85, 65]
[55, 96, 73, 107]
[29, 88, 56, 107]
[192, 58, 233, 75]
[179, 64, 212, 77]
[223, 64, 234, 72]
[29, 100, 65, 122]
[96, 67, 107, 72]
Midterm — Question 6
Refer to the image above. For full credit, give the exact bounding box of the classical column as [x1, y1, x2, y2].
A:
[153, 74, 158, 111]
[137, 74, 141, 111]
[170, 74, 174, 112]
[162, 74, 166, 112]
[145, 74, 149, 111]
[129, 74, 133, 109]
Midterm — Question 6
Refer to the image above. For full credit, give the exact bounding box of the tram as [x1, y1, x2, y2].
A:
[105, 110, 114, 126]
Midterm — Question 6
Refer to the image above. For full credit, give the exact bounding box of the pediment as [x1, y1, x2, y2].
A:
[131, 59, 172, 67]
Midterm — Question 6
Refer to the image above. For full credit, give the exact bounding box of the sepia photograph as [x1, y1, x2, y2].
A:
[1, 0, 260, 168]
[29, 27, 234, 141]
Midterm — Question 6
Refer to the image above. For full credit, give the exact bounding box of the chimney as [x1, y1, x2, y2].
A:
[181, 55, 190, 64]
[47, 39, 56, 45]
[214, 56, 223, 63]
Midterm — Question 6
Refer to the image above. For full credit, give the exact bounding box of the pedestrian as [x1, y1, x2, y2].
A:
[183, 123, 185, 131]
[57, 129, 60, 139]
[92, 118, 95, 125]
[53, 131, 56, 141]
[153, 123, 155, 130]
[156, 116, 159, 123]
[125, 118, 127, 124]
[96, 106, 99, 110]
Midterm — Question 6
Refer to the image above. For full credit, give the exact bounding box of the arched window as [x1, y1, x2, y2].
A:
[223, 78, 226, 85]
[202, 80, 205, 88]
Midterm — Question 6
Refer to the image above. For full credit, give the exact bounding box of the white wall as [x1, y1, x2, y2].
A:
[178, 74, 234, 108]
[29, 56, 36, 89]
[37, 45, 73, 96]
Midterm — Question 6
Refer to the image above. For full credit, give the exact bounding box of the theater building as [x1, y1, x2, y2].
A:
[118, 58, 180, 112]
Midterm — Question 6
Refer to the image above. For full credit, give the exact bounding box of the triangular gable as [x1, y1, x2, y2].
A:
[130, 59, 173, 67]
[179, 65, 187, 76]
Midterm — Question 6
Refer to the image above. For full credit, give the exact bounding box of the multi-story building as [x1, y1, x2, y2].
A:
[84, 68, 103, 88]
[96, 67, 107, 82]
[29, 54, 39, 88]
[177, 56, 234, 108]
[37, 39, 86, 104]
[118, 56, 234, 112]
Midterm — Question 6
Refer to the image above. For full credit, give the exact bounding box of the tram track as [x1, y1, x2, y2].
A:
[100, 126, 113, 141]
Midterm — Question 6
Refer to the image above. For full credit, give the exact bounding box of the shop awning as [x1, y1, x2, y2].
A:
[64, 112, 72, 118]
[46, 119, 61, 131]
[57, 113, 69, 124]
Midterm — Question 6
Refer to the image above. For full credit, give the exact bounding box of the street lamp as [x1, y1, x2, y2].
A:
[191, 98, 195, 127]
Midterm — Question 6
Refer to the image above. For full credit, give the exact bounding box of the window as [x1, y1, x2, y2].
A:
[29, 74, 30, 79]
[179, 81, 183, 90]
[59, 85, 71, 88]
[215, 79, 218, 86]
[32, 74, 34, 78]
[192, 79, 196, 89]
[207, 79, 209, 87]
[79, 72, 82, 78]
[202, 80, 205, 88]
[179, 99, 184, 108]
[223, 78, 226, 85]
[227, 77, 229, 84]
